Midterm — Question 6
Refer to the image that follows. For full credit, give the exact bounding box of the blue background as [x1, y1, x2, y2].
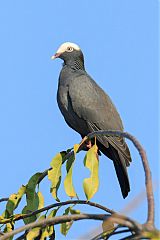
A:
[0, 1, 159, 239]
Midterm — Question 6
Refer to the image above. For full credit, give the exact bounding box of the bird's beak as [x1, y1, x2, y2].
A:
[51, 52, 61, 60]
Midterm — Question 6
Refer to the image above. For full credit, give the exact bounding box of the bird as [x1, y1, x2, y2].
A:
[51, 42, 132, 198]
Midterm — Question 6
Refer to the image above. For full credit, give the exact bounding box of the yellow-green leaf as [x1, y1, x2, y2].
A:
[73, 144, 80, 154]
[38, 191, 44, 210]
[26, 215, 45, 240]
[64, 144, 80, 198]
[48, 152, 65, 201]
[0, 215, 10, 224]
[83, 144, 99, 200]
[40, 208, 59, 239]
[60, 207, 80, 236]
[26, 227, 41, 240]
[61, 220, 73, 237]
[64, 157, 76, 198]
[3, 222, 14, 239]
[40, 225, 54, 239]
[60, 207, 73, 236]
[4, 222, 13, 233]
[69, 208, 80, 215]
[4, 185, 26, 218]
[143, 230, 160, 239]
[102, 219, 115, 237]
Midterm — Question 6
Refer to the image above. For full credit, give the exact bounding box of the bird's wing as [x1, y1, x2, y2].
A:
[88, 121, 131, 166]
[69, 73, 123, 129]
[68, 73, 131, 165]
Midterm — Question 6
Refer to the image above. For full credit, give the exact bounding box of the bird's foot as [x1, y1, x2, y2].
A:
[78, 137, 92, 151]
[85, 140, 92, 149]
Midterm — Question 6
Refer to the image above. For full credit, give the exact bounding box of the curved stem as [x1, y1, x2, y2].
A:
[87, 130, 155, 227]
[13, 200, 115, 222]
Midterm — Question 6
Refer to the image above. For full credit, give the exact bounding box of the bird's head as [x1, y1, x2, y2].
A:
[51, 42, 84, 67]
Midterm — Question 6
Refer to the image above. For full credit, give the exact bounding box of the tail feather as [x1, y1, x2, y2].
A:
[112, 152, 130, 198]
[97, 141, 130, 198]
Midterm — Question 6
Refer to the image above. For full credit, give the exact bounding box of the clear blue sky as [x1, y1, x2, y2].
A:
[0, 0, 159, 239]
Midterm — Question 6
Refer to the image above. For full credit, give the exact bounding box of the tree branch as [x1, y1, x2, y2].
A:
[87, 130, 155, 228]
[0, 213, 138, 240]
[0, 198, 9, 203]
[0, 213, 108, 240]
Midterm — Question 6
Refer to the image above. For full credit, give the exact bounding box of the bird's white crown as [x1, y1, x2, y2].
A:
[56, 42, 80, 54]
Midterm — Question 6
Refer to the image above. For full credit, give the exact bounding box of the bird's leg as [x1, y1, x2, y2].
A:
[78, 136, 92, 151]
[86, 137, 96, 149]
[85, 140, 92, 149]
[79, 136, 96, 150]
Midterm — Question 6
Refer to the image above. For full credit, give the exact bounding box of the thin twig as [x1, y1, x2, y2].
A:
[87, 130, 155, 228]
[37, 168, 51, 184]
[15, 232, 28, 240]
[0, 198, 8, 203]
[90, 229, 131, 240]
[119, 233, 139, 240]
[12, 200, 115, 222]
[107, 228, 132, 237]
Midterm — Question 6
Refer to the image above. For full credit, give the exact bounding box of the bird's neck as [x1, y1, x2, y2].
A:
[63, 58, 85, 71]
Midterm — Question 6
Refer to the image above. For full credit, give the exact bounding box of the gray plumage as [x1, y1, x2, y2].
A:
[52, 42, 132, 198]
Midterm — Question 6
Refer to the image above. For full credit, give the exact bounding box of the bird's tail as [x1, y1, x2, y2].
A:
[112, 152, 130, 198]
[98, 141, 130, 198]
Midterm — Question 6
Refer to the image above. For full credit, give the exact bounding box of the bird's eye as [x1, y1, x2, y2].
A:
[66, 46, 73, 52]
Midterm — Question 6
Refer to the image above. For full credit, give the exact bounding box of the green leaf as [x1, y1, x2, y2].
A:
[26, 172, 42, 207]
[83, 144, 99, 200]
[48, 152, 65, 201]
[22, 192, 39, 224]
[22, 172, 42, 224]
[4, 185, 26, 218]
